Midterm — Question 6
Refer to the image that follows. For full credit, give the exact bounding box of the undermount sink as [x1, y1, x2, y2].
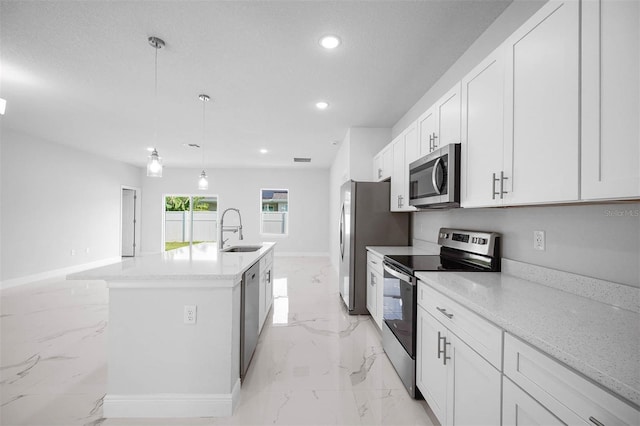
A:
[221, 245, 263, 253]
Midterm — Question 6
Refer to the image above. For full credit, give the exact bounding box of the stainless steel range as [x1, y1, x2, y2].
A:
[381, 228, 501, 398]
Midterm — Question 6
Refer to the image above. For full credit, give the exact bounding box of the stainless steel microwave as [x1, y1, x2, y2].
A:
[408, 143, 461, 209]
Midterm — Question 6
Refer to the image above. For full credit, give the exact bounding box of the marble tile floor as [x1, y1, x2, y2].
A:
[1, 257, 436, 426]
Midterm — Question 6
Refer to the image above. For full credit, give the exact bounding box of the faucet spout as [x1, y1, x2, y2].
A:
[219, 208, 244, 250]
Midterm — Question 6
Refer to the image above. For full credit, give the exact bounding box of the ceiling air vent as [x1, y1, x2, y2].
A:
[293, 157, 311, 163]
[183, 143, 200, 148]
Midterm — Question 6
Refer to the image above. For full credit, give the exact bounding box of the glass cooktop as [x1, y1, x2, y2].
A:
[384, 254, 484, 274]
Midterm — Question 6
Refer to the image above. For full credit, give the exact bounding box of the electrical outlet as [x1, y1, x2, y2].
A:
[533, 230, 545, 251]
[184, 305, 197, 324]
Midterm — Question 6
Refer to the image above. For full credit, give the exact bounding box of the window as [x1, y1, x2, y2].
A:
[164, 195, 218, 251]
[260, 189, 288, 235]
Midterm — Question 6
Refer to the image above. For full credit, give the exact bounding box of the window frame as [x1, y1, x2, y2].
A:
[259, 188, 289, 237]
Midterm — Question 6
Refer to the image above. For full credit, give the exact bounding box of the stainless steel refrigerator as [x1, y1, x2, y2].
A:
[339, 180, 410, 314]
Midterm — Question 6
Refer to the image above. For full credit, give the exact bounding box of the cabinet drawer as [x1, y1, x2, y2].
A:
[366, 251, 384, 275]
[418, 282, 502, 370]
[504, 333, 640, 425]
[260, 250, 274, 270]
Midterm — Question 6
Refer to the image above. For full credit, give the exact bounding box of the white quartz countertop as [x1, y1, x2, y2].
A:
[68, 242, 275, 283]
[415, 270, 640, 407]
[366, 246, 439, 257]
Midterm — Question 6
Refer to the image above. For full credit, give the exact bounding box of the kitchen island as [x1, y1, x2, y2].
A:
[68, 242, 275, 418]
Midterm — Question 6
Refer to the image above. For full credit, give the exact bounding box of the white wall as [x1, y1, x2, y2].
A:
[414, 202, 640, 287]
[139, 167, 329, 255]
[328, 127, 391, 272]
[0, 128, 142, 284]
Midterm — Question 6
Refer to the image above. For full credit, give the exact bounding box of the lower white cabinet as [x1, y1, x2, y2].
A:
[366, 250, 384, 329]
[504, 333, 640, 426]
[416, 283, 502, 426]
[258, 251, 274, 333]
[503, 377, 564, 426]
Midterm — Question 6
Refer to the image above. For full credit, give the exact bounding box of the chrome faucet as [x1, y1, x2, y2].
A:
[219, 208, 244, 249]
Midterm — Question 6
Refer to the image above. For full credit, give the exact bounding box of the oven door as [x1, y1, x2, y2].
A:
[383, 262, 416, 358]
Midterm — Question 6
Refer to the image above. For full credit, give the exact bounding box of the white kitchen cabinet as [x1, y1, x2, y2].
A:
[258, 250, 274, 333]
[504, 333, 640, 426]
[390, 122, 418, 211]
[503, 0, 580, 205]
[461, 46, 506, 208]
[416, 283, 502, 426]
[373, 144, 393, 182]
[581, 0, 640, 200]
[418, 83, 461, 156]
[503, 376, 564, 426]
[366, 250, 384, 330]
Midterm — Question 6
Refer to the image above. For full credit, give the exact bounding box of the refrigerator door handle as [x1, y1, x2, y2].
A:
[339, 204, 345, 260]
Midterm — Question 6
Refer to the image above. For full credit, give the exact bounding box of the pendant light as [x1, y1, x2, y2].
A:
[198, 94, 210, 190]
[146, 36, 165, 177]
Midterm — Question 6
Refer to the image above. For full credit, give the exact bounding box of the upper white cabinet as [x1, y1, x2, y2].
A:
[418, 83, 462, 156]
[461, 46, 507, 208]
[390, 122, 419, 211]
[373, 144, 393, 182]
[503, 0, 580, 205]
[581, 0, 640, 200]
[462, 0, 580, 207]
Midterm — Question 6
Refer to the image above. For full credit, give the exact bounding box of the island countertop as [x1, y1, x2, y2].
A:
[67, 242, 275, 284]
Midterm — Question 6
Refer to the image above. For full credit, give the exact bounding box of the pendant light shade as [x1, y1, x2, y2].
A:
[198, 170, 209, 190]
[198, 93, 210, 190]
[146, 36, 165, 177]
[147, 149, 163, 177]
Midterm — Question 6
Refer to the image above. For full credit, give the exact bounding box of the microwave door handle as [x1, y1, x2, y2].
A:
[383, 263, 414, 285]
[432, 157, 443, 195]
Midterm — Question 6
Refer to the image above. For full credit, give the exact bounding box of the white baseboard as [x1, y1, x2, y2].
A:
[104, 380, 241, 418]
[275, 252, 329, 257]
[0, 257, 121, 290]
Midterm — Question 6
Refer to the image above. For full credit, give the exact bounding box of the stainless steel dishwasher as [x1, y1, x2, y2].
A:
[240, 261, 260, 380]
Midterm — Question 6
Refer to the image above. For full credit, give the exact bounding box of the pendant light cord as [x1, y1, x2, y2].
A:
[202, 97, 206, 167]
[154, 43, 159, 150]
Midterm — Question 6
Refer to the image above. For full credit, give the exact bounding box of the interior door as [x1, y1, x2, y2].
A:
[121, 188, 136, 257]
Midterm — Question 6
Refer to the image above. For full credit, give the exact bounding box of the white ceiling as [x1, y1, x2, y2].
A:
[0, 0, 511, 169]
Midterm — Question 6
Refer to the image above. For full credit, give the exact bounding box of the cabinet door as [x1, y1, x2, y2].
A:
[582, 0, 640, 200]
[390, 135, 405, 211]
[503, 377, 565, 426]
[258, 271, 267, 332]
[504, 0, 579, 205]
[461, 46, 506, 208]
[366, 266, 377, 320]
[436, 83, 462, 151]
[265, 266, 273, 314]
[451, 335, 501, 425]
[373, 153, 383, 181]
[418, 106, 437, 155]
[416, 307, 448, 424]
[374, 268, 384, 330]
[381, 144, 393, 181]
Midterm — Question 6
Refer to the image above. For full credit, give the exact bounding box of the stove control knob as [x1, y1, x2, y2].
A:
[478, 238, 487, 245]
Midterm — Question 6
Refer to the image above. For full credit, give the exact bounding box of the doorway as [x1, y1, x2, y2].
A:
[121, 188, 137, 257]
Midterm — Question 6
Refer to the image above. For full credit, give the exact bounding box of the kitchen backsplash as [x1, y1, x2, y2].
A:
[412, 202, 640, 287]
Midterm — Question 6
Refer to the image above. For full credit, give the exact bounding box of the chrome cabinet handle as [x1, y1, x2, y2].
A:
[443, 338, 451, 365]
[398, 195, 403, 208]
[492, 172, 500, 200]
[500, 171, 508, 198]
[437, 331, 444, 359]
[429, 134, 434, 152]
[589, 417, 604, 426]
[432, 132, 438, 150]
[436, 307, 453, 319]
[378, 168, 382, 179]
[267, 270, 271, 283]
[370, 273, 376, 286]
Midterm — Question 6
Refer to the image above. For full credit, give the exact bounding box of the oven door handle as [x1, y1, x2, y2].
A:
[383, 263, 414, 285]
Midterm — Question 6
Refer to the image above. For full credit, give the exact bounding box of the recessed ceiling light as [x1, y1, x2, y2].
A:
[316, 101, 329, 110]
[260, 148, 268, 154]
[147, 147, 155, 152]
[319, 35, 341, 49]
